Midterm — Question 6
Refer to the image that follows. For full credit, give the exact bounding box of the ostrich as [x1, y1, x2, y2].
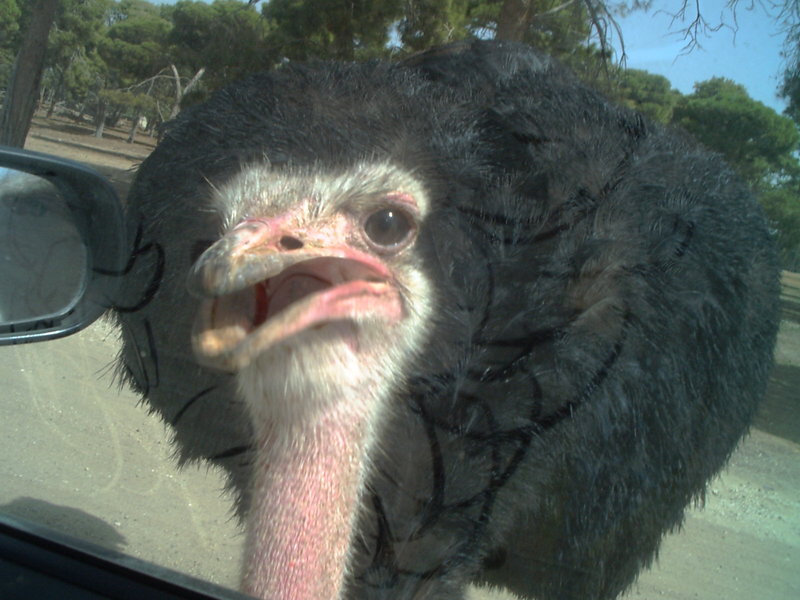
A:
[114, 41, 780, 600]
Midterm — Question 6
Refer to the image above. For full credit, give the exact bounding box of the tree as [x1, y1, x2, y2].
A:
[163, 62, 205, 121]
[168, 0, 270, 92]
[0, 0, 21, 92]
[0, 0, 21, 61]
[760, 182, 800, 271]
[779, 0, 800, 120]
[397, 0, 471, 51]
[473, 1, 608, 70]
[0, 1, 683, 146]
[98, 0, 170, 140]
[0, 0, 58, 147]
[668, 77, 800, 270]
[259, 1, 624, 78]
[42, 0, 114, 120]
[262, 0, 403, 61]
[672, 78, 800, 188]
[612, 69, 680, 124]
[102, 2, 170, 81]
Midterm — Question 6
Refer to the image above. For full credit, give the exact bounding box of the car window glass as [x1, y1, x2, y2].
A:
[0, 2, 797, 600]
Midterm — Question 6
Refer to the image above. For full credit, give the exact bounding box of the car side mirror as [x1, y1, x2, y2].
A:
[0, 146, 126, 344]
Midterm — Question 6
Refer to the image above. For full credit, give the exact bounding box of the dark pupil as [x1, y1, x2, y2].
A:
[365, 208, 410, 246]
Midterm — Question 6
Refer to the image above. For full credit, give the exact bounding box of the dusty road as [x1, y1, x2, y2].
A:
[0, 116, 796, 599]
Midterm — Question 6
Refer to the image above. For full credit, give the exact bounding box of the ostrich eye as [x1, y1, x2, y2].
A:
[364, 207, 414, 248]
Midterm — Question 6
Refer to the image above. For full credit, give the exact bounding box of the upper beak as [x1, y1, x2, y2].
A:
[186, 218, 402, 372]
[187, 219, 330, 299]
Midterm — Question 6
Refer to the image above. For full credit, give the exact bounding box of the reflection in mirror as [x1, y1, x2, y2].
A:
[0, 168, 88, 324]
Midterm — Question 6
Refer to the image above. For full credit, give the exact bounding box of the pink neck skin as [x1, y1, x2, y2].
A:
[241, 406, 372, 600]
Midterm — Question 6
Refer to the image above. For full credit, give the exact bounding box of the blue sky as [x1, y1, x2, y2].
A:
[153, 0, 791, 114]
[611, 1, 789, 113]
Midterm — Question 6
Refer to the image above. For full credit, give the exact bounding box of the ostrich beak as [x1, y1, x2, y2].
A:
[187, 218, 404, 371]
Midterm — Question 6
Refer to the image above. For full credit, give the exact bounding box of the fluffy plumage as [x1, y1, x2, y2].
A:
[115, 40, 780, 599]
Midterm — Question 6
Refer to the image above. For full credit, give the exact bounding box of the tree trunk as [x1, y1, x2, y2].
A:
[496, 0, 534, 42]
[0, 0, 59, 147]
[76, 100, 87, 123]
[131, 77, 156, 142]
[127, 108, 141, 144]
[167, 64, 206, 120]
[46, 68, 67, 118]
[94, 100, 106, 139]
[46, 87, 58, 118]
[107, 106, 122, 128]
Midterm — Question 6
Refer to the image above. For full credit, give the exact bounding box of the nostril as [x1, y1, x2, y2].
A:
[279, 236, 303, 250]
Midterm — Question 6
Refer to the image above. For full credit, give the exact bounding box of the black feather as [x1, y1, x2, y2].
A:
[114, 40, 780, 600]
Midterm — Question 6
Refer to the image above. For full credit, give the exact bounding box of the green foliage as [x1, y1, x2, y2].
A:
[48, 49, 106, 104]
[5, 0, 640, 108]
[100, 87, 156, 112]
[398, 0, 472, 51]
[0, 0, 21, 51]
[612, 69, 680, 124]
[257, 0, 615, 75]
[108, 0, 162, 24]
[780, 0, 800, 125]
[99, 1, 182, 129]
[169, 0, 270, 89]
[0, 0, 20, 87]
[396, 1, 612, 75]
[50, 0, 113, 56]
[262, 0, 403, 61]
[672, 77, 800, 187]
[668, 77, 800, 269]
[470, 0, 612, 78]
[781, 70, 800, 123]
[518, 1, 593, 59]
[41, 0, 113, 108]
[100, 3, 170, 81]
[760, 183, 800, 271]
[3, 0, 797, 266]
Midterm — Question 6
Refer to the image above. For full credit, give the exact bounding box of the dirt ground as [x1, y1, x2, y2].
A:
[0, 115, 797, 599]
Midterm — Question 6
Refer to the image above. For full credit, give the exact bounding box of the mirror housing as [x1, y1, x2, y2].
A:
[0, 146, 126, 344]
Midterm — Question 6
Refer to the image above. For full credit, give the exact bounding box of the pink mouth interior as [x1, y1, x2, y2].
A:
[195, 256, 402, 370]
[249, 258, 385, 332]
[265, 274, 331, 321]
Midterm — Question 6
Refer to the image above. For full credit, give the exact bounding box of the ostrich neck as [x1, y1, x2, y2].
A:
[241, 391, 377, 600]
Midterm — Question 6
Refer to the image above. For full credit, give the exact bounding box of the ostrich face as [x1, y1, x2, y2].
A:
[187, 161, 436, 431]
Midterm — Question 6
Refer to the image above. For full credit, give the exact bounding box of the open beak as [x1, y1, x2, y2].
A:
[187, 219, 404, 372]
